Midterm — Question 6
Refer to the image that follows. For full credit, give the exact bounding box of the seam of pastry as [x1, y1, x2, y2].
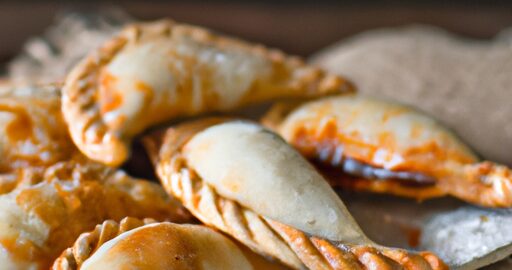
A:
[62, 30, 130, 166]
[52, 217, 156, 270]
[158, 153, 304, 269]
[155, 145, 447, 270]
[64, 20, 355, 166]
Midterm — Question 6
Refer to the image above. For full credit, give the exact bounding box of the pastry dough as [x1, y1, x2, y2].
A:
[311, 26, 512, 165]
[263, 95, 512, 207]
[0, 161, 189, 270]
[144, 118, 447, 270]
[63, 19, 354, 166]
[54, 217, 287, 270]
[0, 84, 76, 173]
[53, 217, 157, 270]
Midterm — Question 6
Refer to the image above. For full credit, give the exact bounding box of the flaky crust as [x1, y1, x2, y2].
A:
[53, 217, 156, 270]
[145, 119, 447, 270]
[0, 161, 190, 269]
[0, 84, 77, 173]
[63, 19, 354, 166]
[263, 96, 512, 207]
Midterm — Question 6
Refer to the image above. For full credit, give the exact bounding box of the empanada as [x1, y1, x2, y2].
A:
[63, 19, 354, 166]
[53, 217, 288, 270]
[263, 95, 512, 207]
[0, 161, 189, 269]
[144, 118, 447, 270]
[0, 84, 76, 173]
[311, 26, 512, 165]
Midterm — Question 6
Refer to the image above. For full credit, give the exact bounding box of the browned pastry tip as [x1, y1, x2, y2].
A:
[263, 95, 512, 208]
[437, 161, 512, 208]
[146, 119, 448, 270]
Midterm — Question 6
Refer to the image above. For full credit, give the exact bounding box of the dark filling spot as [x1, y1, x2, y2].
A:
[338, 158, 436, 186]
[313, 145, 436, 186]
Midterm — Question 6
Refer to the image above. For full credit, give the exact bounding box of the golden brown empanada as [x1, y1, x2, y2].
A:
[53, 217, 256, 270]
[263, 95, 512, 207]
[144, 118, 447, 270]
[0, 161, 189, 269]
[63, 19, 354, 166]
[0, 84, 76, 173]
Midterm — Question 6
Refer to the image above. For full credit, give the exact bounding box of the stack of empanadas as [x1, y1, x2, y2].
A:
[2, 17, 511, 270]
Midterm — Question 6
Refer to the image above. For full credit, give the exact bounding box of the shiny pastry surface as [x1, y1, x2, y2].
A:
[144, 118, 447, 270]
[63, 19, 354, 166]
[54, 217, 255, 270]
[0, 161, 189, 270]
[263, 95, 512, 207]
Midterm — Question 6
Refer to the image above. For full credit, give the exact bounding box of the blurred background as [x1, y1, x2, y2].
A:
[1, 0, 512, 66]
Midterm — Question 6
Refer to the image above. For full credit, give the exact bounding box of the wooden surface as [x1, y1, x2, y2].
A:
[0, 2, 511, 64]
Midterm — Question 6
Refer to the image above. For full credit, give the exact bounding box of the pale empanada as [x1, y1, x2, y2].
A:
[53, 217, 288, 270]
[263, 95, 512, 207]
[144, 118, 447, 270]
[0, 161, 189, 270]
[63, 19, 354, 166]
[0, 84, 76, 173]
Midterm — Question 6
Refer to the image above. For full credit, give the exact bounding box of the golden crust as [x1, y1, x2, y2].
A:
[0, 161, 190, 269]
[263, 96, 512, 207]
[54, 217, 289, 270]
[52, 217, 157, 270]
[0, 84, 77, 173]
[63, 19, 354, 166]
[144, 118, 447, 270]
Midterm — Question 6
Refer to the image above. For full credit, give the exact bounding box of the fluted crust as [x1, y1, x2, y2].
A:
[63, 19, 354, 166]
[53, 217, 156, 270]
[0, 83, 77, 174]
[53, 218, 261, 270]
[0, 160, 190, 269]
[144, 119, 448, 270]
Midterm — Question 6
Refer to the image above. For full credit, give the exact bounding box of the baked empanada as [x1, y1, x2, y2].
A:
[311, 26, 512, 165]
[144, 118, 447, 270]
[0, 84, 76, 173]
[263, 95, 512, 207]
[0, 161, 189, 269]
[53, 217, 288, 270]
[63, 19, 354, 166]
